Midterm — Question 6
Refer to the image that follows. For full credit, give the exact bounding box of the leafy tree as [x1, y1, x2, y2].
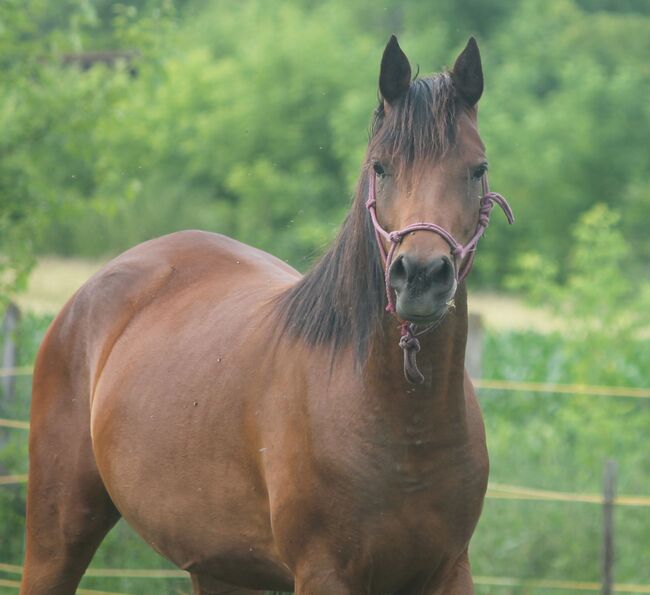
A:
[4, 0, 648, 292]
[510, 203, 650, 385]
[475, 0, 650, 285]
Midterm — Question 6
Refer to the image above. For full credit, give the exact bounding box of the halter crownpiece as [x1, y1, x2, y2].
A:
[365, 169, 514, 385]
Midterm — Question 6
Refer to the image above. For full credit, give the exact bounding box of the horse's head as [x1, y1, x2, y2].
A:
[367, 36, 489, 325]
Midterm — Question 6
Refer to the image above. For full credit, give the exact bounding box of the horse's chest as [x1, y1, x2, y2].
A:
[369, 445, 486, 550]
[281, 438, 488, 589]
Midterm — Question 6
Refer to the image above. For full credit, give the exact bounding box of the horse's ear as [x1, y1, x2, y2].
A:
[379, 35, 412, 105]
[452, 36, 483, 107]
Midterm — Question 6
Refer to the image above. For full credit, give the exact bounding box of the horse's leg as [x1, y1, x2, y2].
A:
[21, 345, 120, 594]
[190, 573, 263, 594]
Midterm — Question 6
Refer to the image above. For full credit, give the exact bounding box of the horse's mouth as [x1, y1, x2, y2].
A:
[400, 299, 455, 327]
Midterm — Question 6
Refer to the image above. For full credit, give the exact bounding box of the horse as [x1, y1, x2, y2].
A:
[22, 36, 513, 594]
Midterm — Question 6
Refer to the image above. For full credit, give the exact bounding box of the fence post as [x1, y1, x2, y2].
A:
[1, 302, 20, 405]
[466, 313, 484, 380]
[602, 459, 617, 595]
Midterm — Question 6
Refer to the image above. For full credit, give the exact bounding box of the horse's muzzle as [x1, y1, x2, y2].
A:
[388, 254, 456, 323]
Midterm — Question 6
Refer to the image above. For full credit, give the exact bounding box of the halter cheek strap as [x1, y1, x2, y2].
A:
[365, 170, 514, 385]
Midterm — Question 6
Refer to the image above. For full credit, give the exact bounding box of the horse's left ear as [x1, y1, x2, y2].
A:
[452, 37, 483, 107]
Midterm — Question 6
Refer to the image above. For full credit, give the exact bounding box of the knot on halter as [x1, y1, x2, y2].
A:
[398, 327, 421, 352]
[388, 231, 402, 244]
[452, 245, 465, 259]
[365, 197, 376, 209]
[398, 324, 425, 385]
[478, 200, 493, 226]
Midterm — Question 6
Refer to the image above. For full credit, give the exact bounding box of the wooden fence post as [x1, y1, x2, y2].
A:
[602, 459, 617, 595]
[1, 302, 20, 405]
[466, 312, 484, 380]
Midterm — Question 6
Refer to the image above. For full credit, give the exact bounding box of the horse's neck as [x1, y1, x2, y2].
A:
[364, 285, 470, 433]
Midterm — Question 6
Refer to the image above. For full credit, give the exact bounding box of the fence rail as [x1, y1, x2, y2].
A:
[474, 379, 650, 399]
[473, 576, 650, 593]
[0, 417, 29, 430]
[0, 366, 33, 378]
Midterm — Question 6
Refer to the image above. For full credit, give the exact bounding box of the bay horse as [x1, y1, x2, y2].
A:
[22, 36, 513, 594]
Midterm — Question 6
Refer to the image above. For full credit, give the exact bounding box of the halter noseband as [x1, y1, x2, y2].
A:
[365, 169, 514, 385]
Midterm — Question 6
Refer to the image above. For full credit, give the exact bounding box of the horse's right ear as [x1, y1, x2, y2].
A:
[452, 37, 483, 107]
[379, 35, 412, 106]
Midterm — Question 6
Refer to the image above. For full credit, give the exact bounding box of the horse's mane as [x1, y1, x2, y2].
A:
[275, 72, 458, 364]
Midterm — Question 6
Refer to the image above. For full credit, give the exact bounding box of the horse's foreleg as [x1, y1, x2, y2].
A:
[190, 573, 263, 594]
[21, 355, 120, 594]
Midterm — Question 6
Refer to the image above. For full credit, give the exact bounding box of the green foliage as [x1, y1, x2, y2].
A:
[474, 203, 650, 591]
[476, 329, 650, 592]
[0, 313, 49, 576]
[2, 0, 648, 300]
[475, 0, 650, 285]
[510, 203, 650, 385]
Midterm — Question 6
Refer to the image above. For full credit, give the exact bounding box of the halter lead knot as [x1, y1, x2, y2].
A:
[398, 323, 425, 385]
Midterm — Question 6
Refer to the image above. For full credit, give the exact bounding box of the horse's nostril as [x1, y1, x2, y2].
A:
[389, 254, 408, 292]
[427, 256, 454, 288]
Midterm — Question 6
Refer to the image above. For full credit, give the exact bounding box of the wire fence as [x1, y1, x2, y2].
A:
[2, 366, 650, 592]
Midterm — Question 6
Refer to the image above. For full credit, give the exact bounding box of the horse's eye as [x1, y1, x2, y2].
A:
[373, 161, 386, 177]
[471, 164, 487, 180]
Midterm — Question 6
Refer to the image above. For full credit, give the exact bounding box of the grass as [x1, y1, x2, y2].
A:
[14, 257, 107, 315]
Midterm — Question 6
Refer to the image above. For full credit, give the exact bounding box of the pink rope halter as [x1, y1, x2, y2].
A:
[365, 169, 514, 384]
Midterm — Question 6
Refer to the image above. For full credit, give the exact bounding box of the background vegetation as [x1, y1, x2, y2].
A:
[1, 0, 649, 593]
[2, 0, 649, 293]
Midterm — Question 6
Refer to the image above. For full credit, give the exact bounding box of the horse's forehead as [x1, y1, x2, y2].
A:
[398, 111, 485, 192]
